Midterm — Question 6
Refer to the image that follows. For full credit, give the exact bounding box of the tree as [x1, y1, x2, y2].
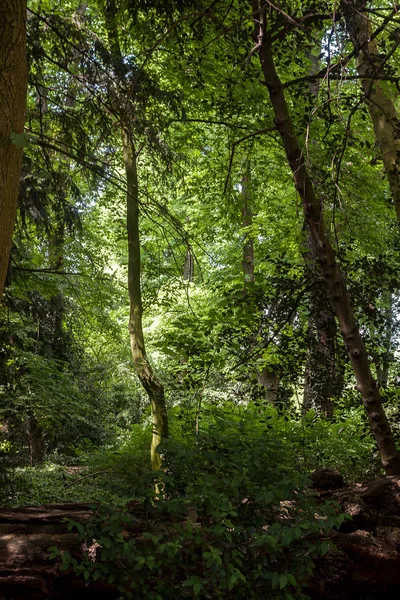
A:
[103, 0, 168, 471]
[0, 0, 28, 300]
[251, 0, 400, 475]
[342, 0, 400, 221]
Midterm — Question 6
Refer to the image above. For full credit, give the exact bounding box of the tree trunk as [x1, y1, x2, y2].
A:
[0, 0, 28, 300]
[252, 2, 400, 475]
[122, 129, 168, 472]
[183, 245, 194, 281]
[103, 1, 168, 472]
[241, 161, 279, 404]
[375, 297, 393, 389]
[257, 368, 278, 405]
[342, 0, 400, 221]
[241, 164, 255, 285]
[301, 45, 340, 418]
[27, 415, 45, 465]
[302, 227, 338, 418]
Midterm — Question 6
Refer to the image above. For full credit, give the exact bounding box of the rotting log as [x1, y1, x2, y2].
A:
[0, 503, 117, 599]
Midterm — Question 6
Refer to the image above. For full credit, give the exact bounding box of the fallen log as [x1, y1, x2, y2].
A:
[0, 503, 117, 599]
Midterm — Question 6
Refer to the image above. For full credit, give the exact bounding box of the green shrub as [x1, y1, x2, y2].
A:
[55, 412, 346, 599]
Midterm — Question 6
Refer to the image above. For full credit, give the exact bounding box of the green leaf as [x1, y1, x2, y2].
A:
[10, 131, 31, 149]
[320, 540, 330, 555]
[279, 574, 288, 589]
[193, 581, 203, 595]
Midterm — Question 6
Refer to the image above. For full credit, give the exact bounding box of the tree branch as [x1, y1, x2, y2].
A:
[224, 127, 277, 194]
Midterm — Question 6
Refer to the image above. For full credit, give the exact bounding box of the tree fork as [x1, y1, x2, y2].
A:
[251, 1, 400, 475]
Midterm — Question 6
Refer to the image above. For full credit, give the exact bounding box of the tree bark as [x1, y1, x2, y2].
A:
[27, 415, 45, 465]
[257, 368, 278, 405]
[251, 2, 400, 475]
[241, 165, 255, 285]
[0, 0, 28, 300]
[302, 227, 338, 418]
[342, 0, 400, 221]
[301, 45, 340, 418]
[122, 129, 168, 472]
[183, 245, 194, 281]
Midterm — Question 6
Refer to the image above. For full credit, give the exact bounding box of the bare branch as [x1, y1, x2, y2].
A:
[224, 127, 277, 194]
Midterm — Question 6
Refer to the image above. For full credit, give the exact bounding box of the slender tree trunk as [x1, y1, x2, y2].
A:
[241, 161, 279, 404]
[241, 165, 255, 285]
[0, 0, 28, 300]
[342, 0, 400, 221]
[375, 297, 393, 389]
[104, 0, 168, 471]
[122, 129, 168, 472]
[183, 245, 194, 281]
[252, 2, 400, 475]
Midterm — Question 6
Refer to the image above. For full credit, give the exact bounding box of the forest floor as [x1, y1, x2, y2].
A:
[1, 469, 400, 599]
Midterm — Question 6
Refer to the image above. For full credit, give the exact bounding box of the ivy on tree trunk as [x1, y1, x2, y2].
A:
[251, 0, 400, 475]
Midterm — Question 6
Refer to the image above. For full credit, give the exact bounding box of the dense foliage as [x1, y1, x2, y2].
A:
[2, 0, 400, 596]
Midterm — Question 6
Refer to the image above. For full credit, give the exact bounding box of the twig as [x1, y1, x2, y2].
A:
[64, 469, 110, 488]
[224, 127, 276, 194]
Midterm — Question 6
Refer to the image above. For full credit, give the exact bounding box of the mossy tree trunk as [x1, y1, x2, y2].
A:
[302, 227, 339, 419]
[122, 129, 168, 471]
[0, 0, 28, 300]
[252, 1, 400, 475]
[302, 45, 340, 418]
[104, 0, 168, 471]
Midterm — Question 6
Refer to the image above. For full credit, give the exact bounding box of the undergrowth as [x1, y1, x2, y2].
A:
[51, 411, 348, 599]
[0, 402, 378, 507]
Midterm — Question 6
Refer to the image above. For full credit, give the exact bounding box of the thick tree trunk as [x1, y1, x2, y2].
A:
[252, 3, 400, 475]
[122, 129, 168, 472]
[257, 368, 278, 405]
[342, 0, 400, 221]
[27, 415, 45, 465]
[302, 47, 340, 418]
[0, 0, 28, 301]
